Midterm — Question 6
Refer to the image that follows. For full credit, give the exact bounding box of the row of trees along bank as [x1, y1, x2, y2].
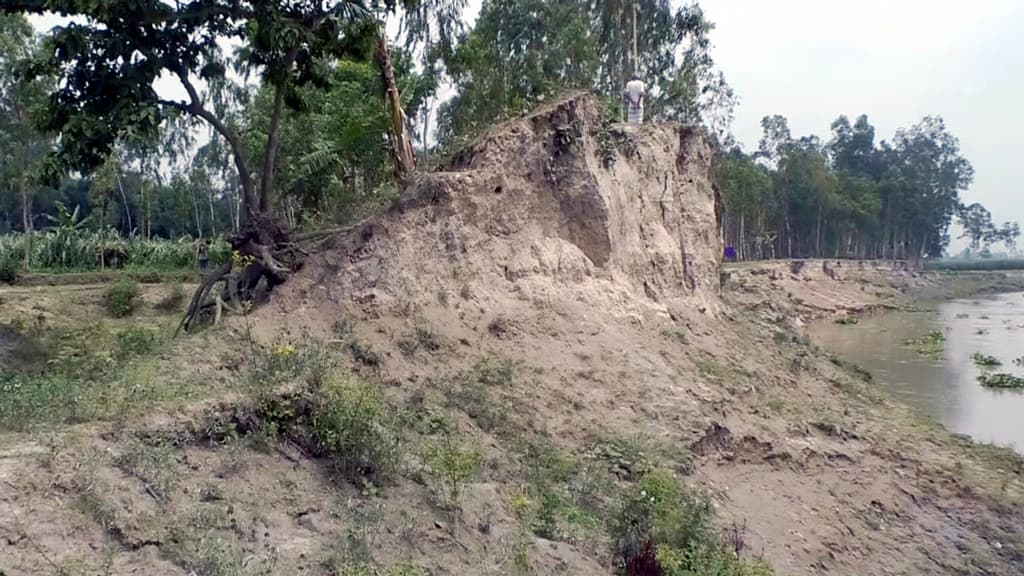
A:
[715, 114, 1020, 263]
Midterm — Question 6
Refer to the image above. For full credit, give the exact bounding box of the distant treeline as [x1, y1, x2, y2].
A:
[716, 115, 1019, 263]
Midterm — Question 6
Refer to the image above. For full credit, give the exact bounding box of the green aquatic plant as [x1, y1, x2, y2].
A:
[970, 353, 1002, 369]
[977, 373, 1024, 389]
[905, 331, 945, 359]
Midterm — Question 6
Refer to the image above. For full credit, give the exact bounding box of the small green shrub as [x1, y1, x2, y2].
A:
[333, 318, 353, 339]
[113, 437, 179, 501]
[116, 326, 160, 359]
[163, 532, 276, 576]
[590, 433, 692, 480]
[155, 283, 186, 312]
[662, 329, 688, 345]
[0, 256, 19, 284]
[105, 278, 140, 318]
[311, 374, 402, 484]
[610, 469, 773, 576]
[444, 358, 518, 433]
[970, 352, 1002, 369]
[833, 316, 859, 325]
[694, 357, 725, 380]
[415, 324, 442, 352]
[398, 323, 443, 356]
[347, 340, 381, 368]
[977, 372, 1024, 389]
[517, 436, 608, 542]
[422, 433, 483, 514]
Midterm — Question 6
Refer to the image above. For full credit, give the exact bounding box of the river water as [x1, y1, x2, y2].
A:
[809, 292, 1024, 454]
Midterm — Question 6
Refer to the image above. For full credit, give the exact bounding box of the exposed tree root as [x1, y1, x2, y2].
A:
[174, 218, 372, 335]
[176, 222, 302, 336]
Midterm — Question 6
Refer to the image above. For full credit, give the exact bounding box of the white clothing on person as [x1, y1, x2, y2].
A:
[625, 78, 645, 124]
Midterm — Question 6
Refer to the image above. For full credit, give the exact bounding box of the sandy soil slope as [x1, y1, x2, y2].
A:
[2, 95, 1021, 576]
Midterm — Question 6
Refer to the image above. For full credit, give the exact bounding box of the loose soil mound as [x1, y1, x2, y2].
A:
[0, 324, 46, 373]
[263, 94, 722, 337]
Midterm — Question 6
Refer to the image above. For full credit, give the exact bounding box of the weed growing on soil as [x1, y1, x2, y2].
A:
[509, 490, 535, 575]
[163, 532, 277, 576]
[422, 432, 483, 517]
[833, 316, 859, 325]
[311, 373, 403, 484]
[0, 321, 172, 430]
[662, 329, 689, 345]
[347, 339, 382, 368]
[155, 283, 186, 312]
[75, 470, 120, 535]
[325, 562, 427, 576]
[905, 330, 945, 358]
[115, 326, 160, 359]
[589, 433, 693, 480]
[694, 357, 725, 380]
[104, 277, 140, 318]
[610, 468, 773, 576]
[518, 436, 605, 543]
[977, 373, 1024, 389]
[325, 317, 381, 368]
[444, 357, 519, 433]
[398, 323, 442, 356]
[414, 323, 442, 352]
[113, 437, 179, 501]
[970, 353, 1002, 369]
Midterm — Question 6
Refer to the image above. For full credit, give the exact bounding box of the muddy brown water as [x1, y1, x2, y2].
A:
[810, 292, 1024, 454]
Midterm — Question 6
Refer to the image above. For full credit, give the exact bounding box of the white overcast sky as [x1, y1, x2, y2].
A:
[701, 0, 1024, 247]
[33, 1, 1023, 247]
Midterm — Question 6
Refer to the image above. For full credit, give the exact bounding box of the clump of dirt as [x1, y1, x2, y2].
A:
[0, 323, 47, 373]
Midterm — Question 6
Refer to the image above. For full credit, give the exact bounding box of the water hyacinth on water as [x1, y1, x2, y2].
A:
[970, 352, 1002, 369]
[905, 330, 945, 359]
[977, 372, 1024, 389]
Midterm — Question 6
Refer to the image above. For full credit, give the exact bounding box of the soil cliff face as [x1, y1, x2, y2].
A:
[251, 96, 1024, 576]
[275, 95, 722, 331]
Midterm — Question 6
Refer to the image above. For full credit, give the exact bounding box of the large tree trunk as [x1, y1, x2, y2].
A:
[259, 81, 287, 217]
[376, 33, 416, 179]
